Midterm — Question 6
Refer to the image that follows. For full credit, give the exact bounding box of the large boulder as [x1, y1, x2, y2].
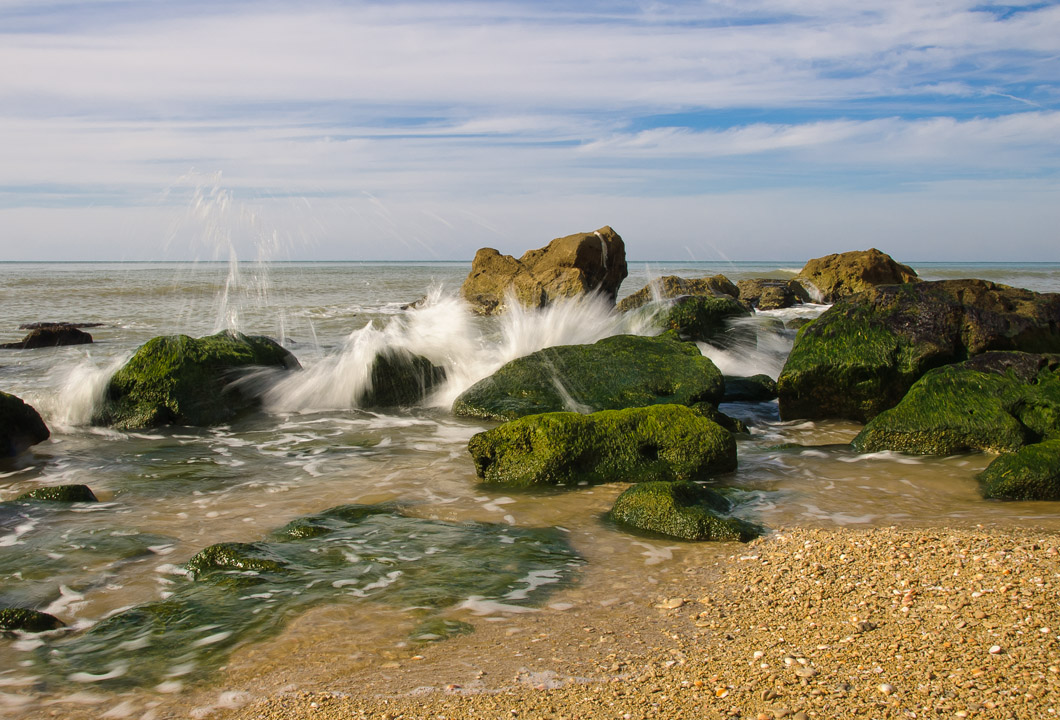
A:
[0, 325, 93, 350]
[461, 226, 627, 315]
[607, 481, 760, 541]
[467, 405, 737, 488]
[736, 278, 811, 310]
[360, 349, 446, 408]
[658, 295, 752, 344]
[0, 391, 50, 457]
[93, 331, 300, 430]
[777, 280, 1060, 422]
[795, 248, 919, 303]
[851, 353, 1060, 456]
[978, 439, 1060, 501]
[452, 334, 724, 421]
[617, 275, 739, 313]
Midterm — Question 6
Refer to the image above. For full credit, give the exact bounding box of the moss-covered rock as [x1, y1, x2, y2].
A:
[978, 439, 1060, 501]
[723, 374, 778, 402]
[93, 331, 300, 430]
[15, 485, 98, 503]
[467, 404, 737, 488]
[185, 541, 291, 580]
[607, 481, 760, 541]
[617, 275, 739, 313]
[453, 334, 724, 421]
[0, 607, 65, 632]
[778, 280, 1060, 422]
[0, 391, 50, 456]
[692, 403, 750, 434]
[360, 349, 446, 408]
[736, 278, 810, 310]
[658, 295, 752, 343]
[851, 353, 1060, 455]
[796, 248, 919, 303]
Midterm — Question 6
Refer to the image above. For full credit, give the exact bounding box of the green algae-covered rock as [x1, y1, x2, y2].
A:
[15, 485, 98, 503]
[453, 334, 724, 421]
[736, 278, 811, 310]
[659, 295, 752, 343]
[851, 353, 1060, 456]
[468, 404, 737, 488]
[607, 481, 760, 541]
[617, 275, 739, 313]
[94, 331, 300, 430]
[0, 391, 50, 457]
[0, 607, 65, 633]
[978, 439, 1060, 501]
[723, 374, 778, 402]
[185, 541, 290, 580]
[361, 349, 446, 408]
[778, 280, 1060, 422]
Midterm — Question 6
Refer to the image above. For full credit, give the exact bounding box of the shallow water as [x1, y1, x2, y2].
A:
[1, 258, 1059, 717]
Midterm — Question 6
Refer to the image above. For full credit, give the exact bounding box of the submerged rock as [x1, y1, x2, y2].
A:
[978, 439, 1060, 501]
[360, 348, 446, 408]
[723, 374, 778, 402]
[93, 331, 300, 430]
[0, 391, 50, 457]
[851, 353, 1060, 456]
[0, 607, 65, 633]
[461, 226, 627, 315]
[736, 278, 811, 310]
[617, 275, 739, 313]
[607, 481, 760, 541]
[778, 280, 1060, 422]
[452, 334, 724, 421]
[658, 295, 751, 344]
[15, 485, 98, 503]
[795, 248, 919, 303]
[0, 325, 93, 350]
[467, 404, 737, 488]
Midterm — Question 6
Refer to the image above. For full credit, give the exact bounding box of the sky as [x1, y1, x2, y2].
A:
[1, 0, 1058, 262]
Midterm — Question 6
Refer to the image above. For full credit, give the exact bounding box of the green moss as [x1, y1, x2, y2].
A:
[0, 607, 65, 633]
[93, 331, 299, 430]
[185, 541, 290, 581]
[15, 485, 98, 503]
[468, 404, 737, 488]
[660, 296, 750, 343]
[978, 439, 1060, 500]
[453, 334, 724, 421]
[607, 481, 760, 541]
[0, 390, 50, 456]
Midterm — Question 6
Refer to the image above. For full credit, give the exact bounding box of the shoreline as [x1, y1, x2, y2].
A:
[206, 523, 1060, 720]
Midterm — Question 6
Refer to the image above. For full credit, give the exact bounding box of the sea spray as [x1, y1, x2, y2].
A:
[34, 353, 132, 430]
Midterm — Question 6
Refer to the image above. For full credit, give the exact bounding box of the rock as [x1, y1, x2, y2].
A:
[93, 331, 300, 430]
[607, 481, 759, 541]
[0, 391, 50, 456]
[186, 541, 290, 582]
[360, 349, 446, 407]
[978, 438, 1060, 501]
[693, 403, 750, 434]
[617, 275, 739, 313]
[736, 278, 810, 310]
[18, 321, 104, 330]
[467, 405, 737, 488]
[15, 484, 98, 502]
[452, 334, 724, 421]
[777, 280, 1060, 422]
[658, 295, 752, 344]
[461, 226, 627, 315]
[795, 248, 919, 303]
[723, 374, 778, 402]
[851, 352, 1060, 455]
[0, 325, 93, 349]
[0, 607, 65, 633]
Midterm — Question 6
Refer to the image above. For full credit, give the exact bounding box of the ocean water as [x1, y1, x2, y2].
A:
[1, 258, 1059, 717]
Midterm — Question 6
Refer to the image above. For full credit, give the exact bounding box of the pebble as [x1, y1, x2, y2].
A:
[657, 597, 685, 610]
[878, 683, 896, 695]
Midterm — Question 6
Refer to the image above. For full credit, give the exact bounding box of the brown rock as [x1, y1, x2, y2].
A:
[1, 326, 93, 349]
[736, 279, 810, 310]
[617, 275, 739, 313]
[796, 248, 918, 303]
[460, 227, 627, 315]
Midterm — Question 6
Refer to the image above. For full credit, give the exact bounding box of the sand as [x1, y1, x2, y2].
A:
[209, 525, 1060, 720]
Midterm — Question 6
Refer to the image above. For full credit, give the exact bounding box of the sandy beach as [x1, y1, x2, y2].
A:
[209, 524, 1060, 720]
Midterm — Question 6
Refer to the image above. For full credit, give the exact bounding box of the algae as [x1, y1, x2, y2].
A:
[978, 439, 1060, 501]
[607, 481, 760, 542]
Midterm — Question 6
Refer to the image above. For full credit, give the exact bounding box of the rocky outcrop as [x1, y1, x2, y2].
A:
[1, 325, 93, 349]
[0, 391, 50, 457]
[795, 248, 918, 303]
[467, 405, 737, 488]
[777, 280, 1060, 422]
[617, 275, 739, 313]
[657, 295, 752, 344]
[93, 331, 300, 430]
[452, 334, 724, 421]
[607, 481, 759, 541]
[736, 278, 811, 310]
[360, 349, 446, 408]
[461, 226, 627, 315]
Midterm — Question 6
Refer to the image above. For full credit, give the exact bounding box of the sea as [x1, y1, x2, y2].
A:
[1, 258, 1059, 717]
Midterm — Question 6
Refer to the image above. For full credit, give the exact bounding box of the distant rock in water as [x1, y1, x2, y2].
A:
[360, 348, 446, 408]
[777, 280, 1060, 422]
[736, 278, 810, 310]
[0, 391, 50, 457]
[15, 484, 98, 503]
[1, 325, 93, 349]
[617, 275, 739, 313]
[460, 226, 627, 315]
[18, 321, 104, 330]
[795, 248, 918, 303]
[93, 331, 300, 430]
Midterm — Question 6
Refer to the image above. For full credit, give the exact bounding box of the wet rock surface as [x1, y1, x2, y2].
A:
[0, 390, 50, 457]
[607, 480, 759, 541]
[0, 325, 94, 349]
[795, 248, 919, 303]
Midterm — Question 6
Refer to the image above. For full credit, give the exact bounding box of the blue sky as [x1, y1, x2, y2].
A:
[1, 0, 1058, 261]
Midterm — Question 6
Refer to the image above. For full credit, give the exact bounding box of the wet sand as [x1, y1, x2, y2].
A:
[211, 524, 1060, 720]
